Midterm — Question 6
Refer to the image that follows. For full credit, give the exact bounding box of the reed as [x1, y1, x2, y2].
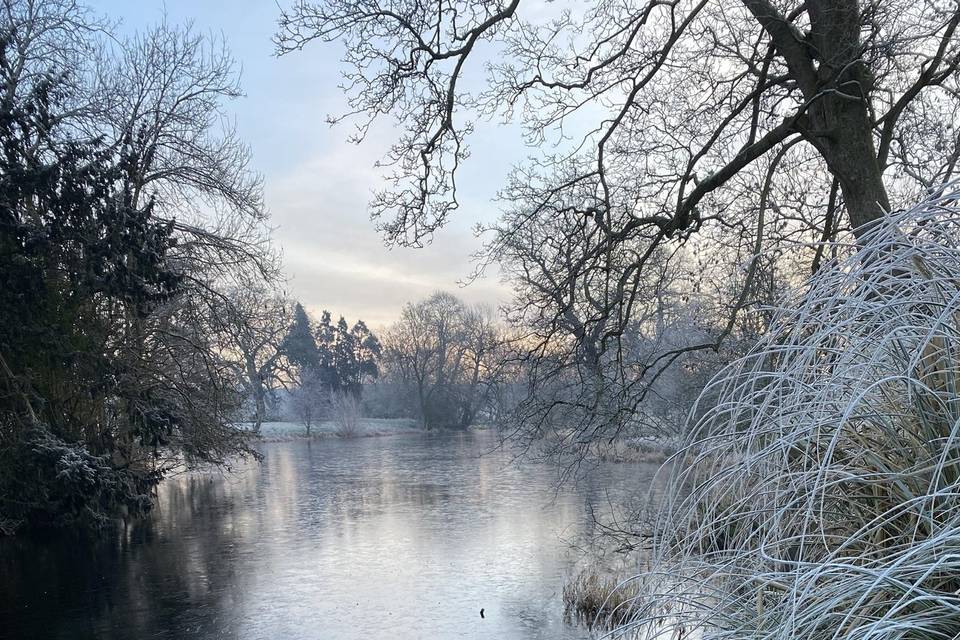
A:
[564, 568, 641, 630]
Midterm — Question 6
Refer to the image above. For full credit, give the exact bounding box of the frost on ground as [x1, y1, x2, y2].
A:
[239, 418, 421, 441]
[617, 188, 960, 639]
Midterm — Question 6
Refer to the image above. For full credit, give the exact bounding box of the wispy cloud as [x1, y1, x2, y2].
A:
[268, 133, 508, 327]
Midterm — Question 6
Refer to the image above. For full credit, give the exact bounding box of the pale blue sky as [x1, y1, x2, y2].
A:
[88, 0, 520, 328]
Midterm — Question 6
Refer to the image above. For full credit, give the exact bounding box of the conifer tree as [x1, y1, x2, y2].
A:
[282, 303, 321, 378]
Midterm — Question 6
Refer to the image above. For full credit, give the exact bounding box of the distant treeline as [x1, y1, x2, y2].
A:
[278, 293, 509, 433]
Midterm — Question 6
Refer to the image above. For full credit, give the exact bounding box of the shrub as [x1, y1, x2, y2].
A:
[0, 427, 158, 534]
[331, 391, 362, 438]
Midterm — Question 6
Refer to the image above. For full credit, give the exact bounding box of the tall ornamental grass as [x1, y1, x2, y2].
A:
[621, 189, 960, 639]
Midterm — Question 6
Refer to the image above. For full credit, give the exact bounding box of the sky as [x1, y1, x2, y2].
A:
[87, 0, 522, 329]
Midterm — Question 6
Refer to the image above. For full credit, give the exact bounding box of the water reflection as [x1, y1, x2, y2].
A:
[0, 432, 660, 640]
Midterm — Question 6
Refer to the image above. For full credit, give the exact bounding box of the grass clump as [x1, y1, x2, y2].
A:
[623, 189, 960, 639]
[564, 568, 641, 630]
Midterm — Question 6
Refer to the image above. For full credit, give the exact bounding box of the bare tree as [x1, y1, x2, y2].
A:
[382, 292, 500, 429]
[127, 291, 254, 469]
[276, 0, 960, 449]
[99, 15, 286, 441]
[104, 19, 277, 290]
[290, 370, 327, 436]
[276, 0, 959, 241]
[0, 0, 109, 146]
[383, 292, 464, 429]
[106, 21, 261, 215]
[213, 285, 292, 433]
[455, 303, 501, 428]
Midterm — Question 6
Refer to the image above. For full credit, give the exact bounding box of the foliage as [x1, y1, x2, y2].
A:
[0, 428, 158, 534]
[0, 50, 183, 447]
[282, 304, 381, 396]
[283, 303, 322, 374]
[626, 190, 960, 639]
[315, 311, 381, 396]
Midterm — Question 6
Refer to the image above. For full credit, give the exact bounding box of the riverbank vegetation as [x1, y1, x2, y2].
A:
[627, 197, 960, 639]
[0, 0, 281, 534]
[563, 568, 641, 630]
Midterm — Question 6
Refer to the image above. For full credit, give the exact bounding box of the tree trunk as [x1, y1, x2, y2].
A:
[253, 386, 266, 434]
[822, 110, 890, 233]
[808, 91, 890, 234]
[246, 357, 266, 434]
[459, 401, 475, 430]
[417, 382, 430, 430]
[805, 0, 891, 235]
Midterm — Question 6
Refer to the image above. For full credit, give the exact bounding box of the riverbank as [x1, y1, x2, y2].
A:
[591, 436, 681, 464]
[243, 418, 422, 442]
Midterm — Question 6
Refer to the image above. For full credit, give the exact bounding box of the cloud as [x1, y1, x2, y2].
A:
[266, 128, 509, 327]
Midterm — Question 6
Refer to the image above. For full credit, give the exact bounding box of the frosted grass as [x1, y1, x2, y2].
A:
[617, 188, 960, 639]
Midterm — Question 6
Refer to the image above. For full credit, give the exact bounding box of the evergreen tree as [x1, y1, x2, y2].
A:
[350, 320, 381, 392]
[332, 316, 356, 393]
[0, 67, 197, 531]
[314, 310, 338, 390]
[282, 304, 381, 398]
[282, 303, 321, 377]
[303, 309, 382, 396]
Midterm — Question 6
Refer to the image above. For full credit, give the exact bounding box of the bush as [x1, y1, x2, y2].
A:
[627, 190, 960, 639]
[331, 391, 362, 438]
[0, 427, 159, 534]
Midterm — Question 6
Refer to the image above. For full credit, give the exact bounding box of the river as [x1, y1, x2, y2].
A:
[0, 431, 661, 639]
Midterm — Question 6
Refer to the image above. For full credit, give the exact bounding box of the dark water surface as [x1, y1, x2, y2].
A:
[0, 432, 659, 639]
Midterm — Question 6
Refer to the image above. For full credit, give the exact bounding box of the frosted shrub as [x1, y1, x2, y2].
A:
[0, 428, 157, 533]
[623, 189, 960, 639]
[332, 391, 362, 438]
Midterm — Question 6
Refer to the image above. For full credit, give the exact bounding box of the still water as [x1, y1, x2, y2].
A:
[0, 432, 659, 639]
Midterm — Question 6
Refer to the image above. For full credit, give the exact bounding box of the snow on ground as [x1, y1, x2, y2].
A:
[240, 418, 422, 442]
